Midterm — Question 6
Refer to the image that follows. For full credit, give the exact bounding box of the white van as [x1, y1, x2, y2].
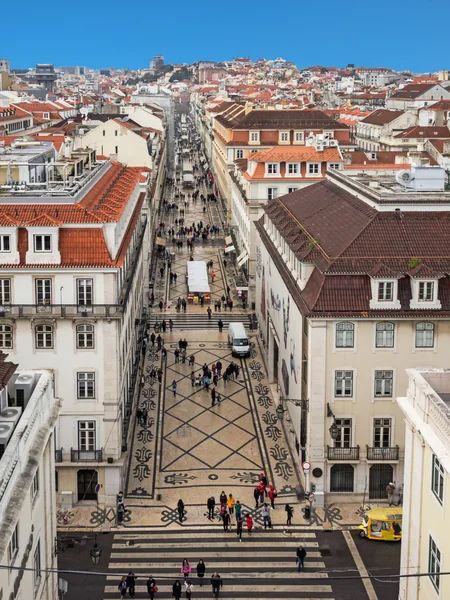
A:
[228, 322, 250, 357]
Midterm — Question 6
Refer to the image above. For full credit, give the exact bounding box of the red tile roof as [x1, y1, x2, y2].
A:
[394, 126, 450, 139]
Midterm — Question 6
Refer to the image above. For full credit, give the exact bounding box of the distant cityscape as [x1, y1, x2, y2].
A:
[0, 53, 450, 600]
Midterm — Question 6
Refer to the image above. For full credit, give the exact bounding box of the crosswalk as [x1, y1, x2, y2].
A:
[103, 528, 335, 599]
[148, 313, 251, 330]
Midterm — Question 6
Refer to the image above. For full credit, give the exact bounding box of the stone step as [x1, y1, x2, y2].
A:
[106, 570, 326, 578]
[111, 549, 320, 559]
[112, 538, 316, 548]
[104, 583, 333, 593]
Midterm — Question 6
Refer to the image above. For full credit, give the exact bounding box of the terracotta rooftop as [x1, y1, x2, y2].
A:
[248, 146, 342, 162]
[360, 109, 404, 126]
[215, 109, 349, 130]
[395, 126, 450, 139]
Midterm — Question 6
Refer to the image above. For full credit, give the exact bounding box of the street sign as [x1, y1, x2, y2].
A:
[95, 483, 101, 494]
[302, 461, 311, 471]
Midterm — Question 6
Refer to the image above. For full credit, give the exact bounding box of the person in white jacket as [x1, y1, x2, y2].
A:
[185, 579, 194, 599]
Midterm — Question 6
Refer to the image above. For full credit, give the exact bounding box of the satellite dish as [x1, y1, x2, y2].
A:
[396, 169, 415, 188]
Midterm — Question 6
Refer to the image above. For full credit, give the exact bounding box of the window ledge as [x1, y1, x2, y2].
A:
[369, 300, 401, 310]
[410, 301, 442, 310]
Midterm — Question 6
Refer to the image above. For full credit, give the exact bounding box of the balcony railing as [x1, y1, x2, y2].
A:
[55, 448, 63, 463]
[0, 304, 123, 319]
[71, 448, 103, 462]
[366, 446, 399, 461]
[327, 445, 360, 460]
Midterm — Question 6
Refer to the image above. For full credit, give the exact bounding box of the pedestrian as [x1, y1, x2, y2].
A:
[118, 576, 127, 600]
[211, 271, 215, 282]
[386, 482, 396, 506]
[169, 319, 174, 333]
[253, 485, 260, 508]
[146, 575, 157, 599]
[207, 496, 215, 520]
[260, 472, 268, 496]
[245, 513, 253, 534]
[142, 408, 148, 426]
[211, 573, 223, 598]
[150, 332, 155, 346]
[162, 347, 167, 360]
[174, 348, 180, 363]
[222, 508, 231, 532]
[181, 559, 191, 579]
[262, 503, 272, 529]
[156, 334, 162, 349]
[219, 491, 227, 505]
[268, 484, 277, 509]
[172, 580, 182, 600]
[216, 360, 222, 376]
[190, 371, 195, 387]
[178, 499, 185, 523]
[296, 546, 307, 571]
[207, 307, 212, 319]
[196, 560, 206, 587]
[222, 371, 228, 387]
[211, 387, 216, 406]
[157, 368, 163, 384]
[218, 319, 223, 333]
[159, 300, 163, 311]
[217, 392, 222, 403]
[162, 319, 167, 333]
[185, 580, 194, 599]
[181, 348, 187, 363]
[136, 407, 142, 424]
[172, 380, 177, 396]
[227, 493, 235, 515]
[189, 354, 195, 367]
[126, 572, 137, 598]
[258, 480, 265, 504]
[235, 500, 242, 520]
[236, 515, 243, 542]
[285, 503, 294, 527]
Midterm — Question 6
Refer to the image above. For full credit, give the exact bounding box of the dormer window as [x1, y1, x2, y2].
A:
[418, 281, 434, 302]
[34, 235, 52, 252]
[249, 131, 260, 144]
[279, 131, 289, 143]
[378, 281, 393, 302]
[0, 235, 10, 252]
[267, 163, 279, 175]
[294, 131, 304, 144]
[287, 163, 300, 175]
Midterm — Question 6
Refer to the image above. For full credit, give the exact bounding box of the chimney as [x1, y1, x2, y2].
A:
[244, 101, 253, 115]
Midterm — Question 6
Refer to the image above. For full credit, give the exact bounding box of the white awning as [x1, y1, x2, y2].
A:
[237, 253, 249, 267]
[224, 245, 235, 254]
[187, 261, 210, 293]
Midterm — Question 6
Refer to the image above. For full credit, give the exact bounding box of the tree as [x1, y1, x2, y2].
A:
[169, 67, 193, 82]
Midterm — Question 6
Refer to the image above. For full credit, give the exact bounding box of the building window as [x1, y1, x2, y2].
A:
[35, 279, 52, 305]
[335, 322, 354, 348]
[76, 324, 94, 349]
[250, 131, 259, 143]
[235, 149, 243, 159]
[32, 469, 39, 499]
[33, 235, 52, 252]
[330, 464, 354, 492]
[267, 188, 278, 200]
[9, 524, 18, 563]
[287, 163, 299, 174]
[308, 163, 320, 175]
[0, 278, 11, 304]
[415, 322, 434, 348]
[0, 324, 13, 349]
[375, 322, 394, 348]
[428, 536, 441, 592]
[115, 130, 118, 136]
[267, 163, 279, 174]
[77, 372, 95, 399]
[77, 278, 93, 306]
[378, 281, 394, 301]
[418, 281, 434, 302]
[288, 187, 298, 193]
[280, 131, 289, 142]
[78, 421, 96, 450]
[33, 540, 41, 590]
[335, 370, 353, 397]
[334, 418, 352, 448]
[102, 130, 105, 136]
[432, 455, 444, 505]
[329, 163, 341, 170]
[35, 324, 53, 349]
[374, 370, 393, 397]
[373, 418, 392, 447]
[0, 235, 11, 252]
[294, 131, 304, 143]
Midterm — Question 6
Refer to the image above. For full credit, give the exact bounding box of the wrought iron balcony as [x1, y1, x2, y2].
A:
[55, 448, 63, 463]
[71, 449, 103, 462]
[0, 304, 123, 319]
[366, 445, 399, 461]
[327, 445, 360, 460]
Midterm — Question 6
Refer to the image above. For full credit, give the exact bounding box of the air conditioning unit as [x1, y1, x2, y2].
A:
[12, 372, 36, 409]
[0, 422, 14, 457]
[316, 144, 324, 152]
[0, 407, 22, 429]
[329, 140, 338, 147]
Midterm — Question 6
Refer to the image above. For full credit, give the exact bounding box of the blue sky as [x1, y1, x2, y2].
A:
[4, 0, 448, 72]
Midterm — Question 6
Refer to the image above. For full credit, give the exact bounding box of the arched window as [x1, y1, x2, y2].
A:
[335, 322, 354, 348]
[375, 322, 394, 348]
[76, 324, 94, 349]
[415, 322, 434, 348]
[35, 324, 53, 349]
[0, 324, 13, 349]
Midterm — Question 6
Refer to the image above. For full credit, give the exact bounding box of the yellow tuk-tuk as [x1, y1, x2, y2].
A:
[358, 507, 403, 541]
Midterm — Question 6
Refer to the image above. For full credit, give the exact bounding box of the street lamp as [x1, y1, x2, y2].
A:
[327, 403, 340, 440]
[276, 396, 308, 415]
[90, 534, 102, 565]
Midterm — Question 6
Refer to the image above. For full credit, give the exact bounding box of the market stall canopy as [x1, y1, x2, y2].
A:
[187, 261, 210, 293]
[224, 245, 235, 254]
[225, 236, 233, 246]
[156, 237, 166, 246]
